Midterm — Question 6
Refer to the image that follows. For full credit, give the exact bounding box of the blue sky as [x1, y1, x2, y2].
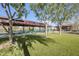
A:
[25, 3, 38, 21]
[0, 3, 38, 22]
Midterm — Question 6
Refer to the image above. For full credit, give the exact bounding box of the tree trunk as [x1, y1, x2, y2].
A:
[45, 23, 47, 38]
[59, 24, 62, 35]
[8, 19, 14, 44]
[0, 23, 9, 33]
[22, 42, 30, 56]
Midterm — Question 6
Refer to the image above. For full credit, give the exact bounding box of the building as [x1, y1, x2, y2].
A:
[0, 16, 52, 33]
[55, 21, 79, 32]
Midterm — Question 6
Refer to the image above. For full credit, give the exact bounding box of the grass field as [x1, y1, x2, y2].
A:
[0, 33, 79, 56]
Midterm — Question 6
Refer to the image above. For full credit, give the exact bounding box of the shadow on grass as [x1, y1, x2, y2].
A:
[15, 34, 56, 56]
[0, 38, 9, 44]
[0, 34, 57, 56]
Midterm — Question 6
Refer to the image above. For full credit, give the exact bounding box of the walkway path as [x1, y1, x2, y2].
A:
[0, 41, 11, 50]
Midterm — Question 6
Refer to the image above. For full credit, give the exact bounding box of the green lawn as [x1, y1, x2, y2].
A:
[0, 33, 79, 56]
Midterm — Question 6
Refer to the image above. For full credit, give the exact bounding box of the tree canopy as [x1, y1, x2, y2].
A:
[30, 3, 79, 35]
[1, 3, 28, 19]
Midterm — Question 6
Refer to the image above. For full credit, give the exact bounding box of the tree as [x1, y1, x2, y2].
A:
[49, 3, 79, 35]
[30, 3, 79, 35]
[30, 3, 53, 37]
[1, 3, 28, 44]
[1, 3, 30, 56]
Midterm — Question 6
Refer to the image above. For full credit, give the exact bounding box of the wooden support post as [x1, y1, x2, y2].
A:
[29, 27, 30, 30]
[32, 27, 34, 31]
[23, 26, 25, 33]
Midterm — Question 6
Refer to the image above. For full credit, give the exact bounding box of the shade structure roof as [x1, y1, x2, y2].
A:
[0, 16, 45, 27]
